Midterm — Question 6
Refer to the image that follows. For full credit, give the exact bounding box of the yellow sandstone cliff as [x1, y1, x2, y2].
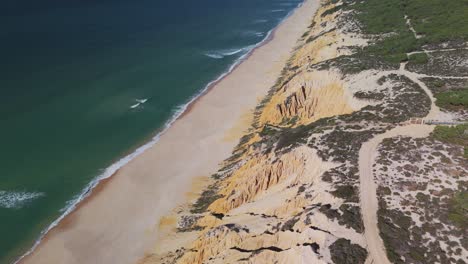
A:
[140, 1, 371, 263]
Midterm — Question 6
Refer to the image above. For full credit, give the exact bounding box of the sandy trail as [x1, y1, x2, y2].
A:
[359, 59, 446, 264]
[397, 62, 440, 120]
[19, 1, 319, 264]
[407, 47, 468, 56]
[359, 124, 434, 264]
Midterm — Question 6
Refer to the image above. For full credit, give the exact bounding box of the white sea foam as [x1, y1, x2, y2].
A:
[0, 191, 45, 209]
[204, 53, 224, 59]
[271, 9, 286, 12]
[253, 19, 268, 24]
[204, 46, 251, 59]
[130, 98, 149, 109]
[15, 2, 304, 263]
[223, 48, 245, 56]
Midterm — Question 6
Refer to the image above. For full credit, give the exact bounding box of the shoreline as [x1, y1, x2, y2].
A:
[19, 1, 318, 263]
[14, 7, 289, 264]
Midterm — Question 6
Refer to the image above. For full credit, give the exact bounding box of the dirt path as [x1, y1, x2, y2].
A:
[407, 47, 468, 56]
[359, 59, 447, 264]
[359, 124, 434, 264]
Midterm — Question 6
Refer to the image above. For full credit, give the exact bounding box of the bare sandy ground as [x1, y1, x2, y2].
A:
[20, 1, 319, 264]
[359, 124, 434, 264]
[359, 56, 446, 264]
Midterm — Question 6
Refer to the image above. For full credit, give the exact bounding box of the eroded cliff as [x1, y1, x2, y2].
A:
[139, 0, 468, 263]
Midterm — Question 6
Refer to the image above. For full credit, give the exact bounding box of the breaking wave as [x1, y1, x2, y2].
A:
[204, 45, 254, 59]
[0, 191, 45, 209]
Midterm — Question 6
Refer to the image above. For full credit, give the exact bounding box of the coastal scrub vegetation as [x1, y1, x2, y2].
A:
[432, 124, 468, 158]
[165, 0, 468, 263]
[404, 0, 468, 44]
[321, 4, 345, 18]
[420, 78, 468, 114]
[329, 238, 367, 264]
[434, 89, 468, 111]
[375, 135, 468, 263]
[190, 184, 223, 214]
[448, 191, 468, 229]
[354, 0, 419, 63]
[408, 53, 428, 64]
[349, 0, 468, 63]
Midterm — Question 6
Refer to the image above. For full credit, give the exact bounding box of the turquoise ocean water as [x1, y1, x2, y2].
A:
[0, 0, 303, 262]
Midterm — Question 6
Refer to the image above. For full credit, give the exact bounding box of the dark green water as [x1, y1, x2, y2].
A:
[0, 0, 303, 262]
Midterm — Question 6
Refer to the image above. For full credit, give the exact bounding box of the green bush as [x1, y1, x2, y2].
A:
[448, 191, 468, 229]
[432, 124, 468, 158]
[321, 4, 344, 17]
[434, 89, 468, 110]
[353, 0, 420, 63]
[405, 0, 468, 44]
[408, 53, 428, 64]
[351, 0, 468, 63]
[355, 0, 407, 34]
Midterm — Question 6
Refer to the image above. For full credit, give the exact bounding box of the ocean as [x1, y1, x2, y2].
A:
[0, 0, 303, 262]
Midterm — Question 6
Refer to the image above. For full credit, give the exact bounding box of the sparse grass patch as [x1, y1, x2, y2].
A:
[280, 116, 299, 126]
[432, 79, 445, 88]
[321, 4, 345, 17]
[260, 124, 280, 137]
[190, 184, 223, 214]
[275, 117, 335, 151]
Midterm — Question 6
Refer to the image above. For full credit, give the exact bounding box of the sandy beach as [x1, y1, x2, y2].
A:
[20, 1, 319, 263]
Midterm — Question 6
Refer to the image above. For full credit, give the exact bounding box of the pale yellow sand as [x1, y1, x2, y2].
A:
[20, 1, 319, 264]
